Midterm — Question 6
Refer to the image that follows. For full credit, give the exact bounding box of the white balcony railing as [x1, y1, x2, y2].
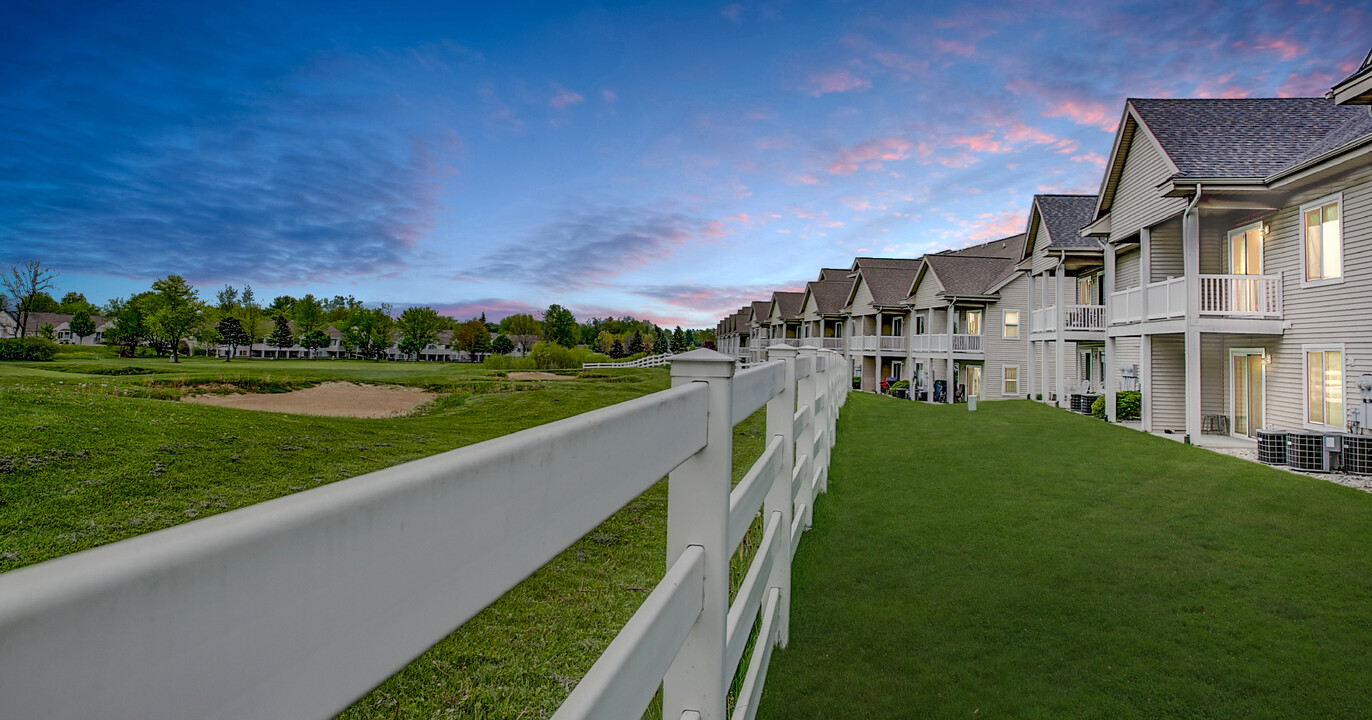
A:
[1199, 273, 1282, 318]
[821, 337, 844, 350]
[1144, 277, 1186, 320]
[1110, 286, 1143, 324]
[0, 350, 848, 720]
[910, 334, 982, 354]
[879, 335, 905, 351]
[1032, 305, 1106, 332]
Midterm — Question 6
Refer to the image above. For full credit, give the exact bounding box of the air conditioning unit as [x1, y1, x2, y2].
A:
[1343, 435, 1372, 476]
[1287, 432, 1339, 472]
[1256, 429, 1287, 466]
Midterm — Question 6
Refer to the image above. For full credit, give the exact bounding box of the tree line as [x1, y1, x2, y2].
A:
[1, 259, 716, 362]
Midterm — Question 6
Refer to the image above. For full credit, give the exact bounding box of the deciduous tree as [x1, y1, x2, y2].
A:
[217, 316, 249, 361]
[149, 276, 203, 363]
[299, 329, 331, 359]
[341, 306, 395, 361]
[542, 304, 578, 348]
[492, 334, 514, 355]
[396, 306, 442, 360]
[453, 318, 490, 360]
[499, 312, 542, 353]
[69, 308, 95, 344]
[1, 259, 59, 338]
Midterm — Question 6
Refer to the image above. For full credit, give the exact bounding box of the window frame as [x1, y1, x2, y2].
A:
[1002, 309, 1020, 339]
[1300, 192, 1344, 288]
[1002, 364, 1019, 396]
[1302, 343, 1346, 430]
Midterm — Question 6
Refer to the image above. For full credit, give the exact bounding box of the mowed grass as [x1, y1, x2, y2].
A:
[0, 355, 769, 718]
[758, 394, 1372, 719]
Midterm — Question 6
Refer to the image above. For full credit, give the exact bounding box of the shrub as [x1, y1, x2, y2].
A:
[1091, 391, 1142, 421]
[527, 341, 612, 370]
[0, 337, 59, 361]
[892, 380, 910, 390]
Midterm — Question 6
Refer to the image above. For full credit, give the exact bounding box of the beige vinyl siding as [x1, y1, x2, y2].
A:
[849, 278, 876, 316]
[1109, 129, 1188, 243]
[982, 275, 1028, 401]
[910, 270, 945, 310]
[1113, 336, 1141, 391]
[1257, 164, 1372, 430]
[1150, 335, 1185, 431]
[1148, 217, 1184, 283]
[1116, 247, 1141, 290]
[1036, 339, 1081, 401]
[1201, 335, 1226, 418]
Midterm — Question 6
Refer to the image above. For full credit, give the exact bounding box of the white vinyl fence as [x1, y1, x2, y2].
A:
[0, 345, 846, 720]
[583, 352, 675, 369]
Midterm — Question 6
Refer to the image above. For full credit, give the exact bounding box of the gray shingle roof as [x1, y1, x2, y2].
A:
[1034, 195, 1100, 249]
[950, 234, 1026, 260]
[1288, 111, 1372, 168]
[923, 255, 1015, 298]
[749, 301, 771, 323]
[806, 279, 851, 314]
[772, 291, 804, 320]
[1130, 97, 1367, 178]
[862, 265, 923, 307]
[853, 256, 922, 270]
[817, 268, 852, 281]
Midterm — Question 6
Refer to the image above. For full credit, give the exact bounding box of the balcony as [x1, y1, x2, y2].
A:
[909, 334, 983, 355]
[879, 335, 905, 351]
[1110, 274, 1282, 326]
[849, 336, 906, 353]
[1031, 305, 1106, 334]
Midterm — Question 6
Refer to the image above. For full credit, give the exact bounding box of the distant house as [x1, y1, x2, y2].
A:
[0, 311, 114, 345]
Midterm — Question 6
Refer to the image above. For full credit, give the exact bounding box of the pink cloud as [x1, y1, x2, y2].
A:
[550, 85, 584, 110]
[827, 137, 912, 175]
[427, 299, 545, 323]
[720, 4, 742, 24]
[869, 51, 929, 77]
[1249, 36, 1307, 61]
[795, 173, 824, 185]
[1276, 71, 1334, 98]
[805, 69, 872, 97]
[1071, 152, 1107, 169]
[936, 39, 976, 57]
[601, 89, 617, 103]
[1004, 79, 1119, 132]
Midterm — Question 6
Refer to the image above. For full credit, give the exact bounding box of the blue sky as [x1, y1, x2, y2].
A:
[2, 0, 1368, 326]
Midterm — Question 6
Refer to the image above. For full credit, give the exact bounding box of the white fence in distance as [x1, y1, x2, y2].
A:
[0, 345, 847, 720]
[583, 352, 675, 369]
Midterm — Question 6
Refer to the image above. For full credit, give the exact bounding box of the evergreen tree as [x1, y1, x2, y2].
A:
[627, 332, 644, 356]
[269, 313, 295, 356]
[671, 326, 686, 353]
[609, 338, 625, 359]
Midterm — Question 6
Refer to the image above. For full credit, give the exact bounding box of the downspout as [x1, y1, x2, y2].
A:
[1182, 183, 1202, 444]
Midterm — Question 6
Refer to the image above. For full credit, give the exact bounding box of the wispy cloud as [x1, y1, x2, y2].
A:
[550, 84, 584, 109]
[827, 137, 912, 175]
[804, 69, 871, 96]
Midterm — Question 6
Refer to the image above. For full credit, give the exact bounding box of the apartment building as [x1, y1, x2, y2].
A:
[843, 257, 923, 392]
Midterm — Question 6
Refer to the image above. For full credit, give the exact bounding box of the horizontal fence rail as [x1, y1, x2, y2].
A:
[0, 345, 848, 720]
[583, 352, 675, 369]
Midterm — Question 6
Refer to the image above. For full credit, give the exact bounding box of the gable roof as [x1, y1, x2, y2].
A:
[922, 255, 1013, 298]
[1128, 97, 1364, 180]
[1026, 195, 1100, 253]
[852, 256, 922, 271]
[817, 267, 852, 281]
[861, 264, 923, 307]
[749, 301, 771, 324]
[771, 291, 804, 320]
[804, 279, 852, 315]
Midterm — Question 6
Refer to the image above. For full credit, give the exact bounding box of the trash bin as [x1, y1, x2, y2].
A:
[968, 395, 977, 411]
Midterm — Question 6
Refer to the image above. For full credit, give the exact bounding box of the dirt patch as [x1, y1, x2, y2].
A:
[183, 381, 437, 418]
[508, 371, 573, 381]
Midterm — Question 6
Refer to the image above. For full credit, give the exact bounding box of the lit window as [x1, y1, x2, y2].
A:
[1303, 196, 1342, 283]
[1305, 348, 1343, 427]
[1003, 365, 1019, 395]
[1003, 310, 1020, 339]
[966, 310, 982, 335]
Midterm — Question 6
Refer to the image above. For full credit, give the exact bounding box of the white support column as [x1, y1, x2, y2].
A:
[1183, 206, 1202, 442]
[945, 301, 955, 403]
[1139, 227, 1151, 318]
[763, 344, 796, 647]
[1026, 272, 1036, 400]
[904, 309, 914, 397]
[1104, 243, 1117, 422]
[1140, 334, 1153, 432]
[1055, 262, 1066, 408]
[795, 347, 818, 528]
[664, 350, 734, 720]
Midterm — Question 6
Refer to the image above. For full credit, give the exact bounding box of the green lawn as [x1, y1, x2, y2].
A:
[0, 355, 769, 718]
[758, 394, 1372, 719]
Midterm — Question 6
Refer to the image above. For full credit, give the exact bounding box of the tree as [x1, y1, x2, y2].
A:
[269, 295, 296, 314]
[69, 308, 95, 344]
[217, 316, 249, 361]
[396, 306, 442, 360]
[294, 294, 325, 336]
[671, 326, 686, 354]
[452, 318, 490, 360]
[59, 292, 96, 315]
[1, 259, 59, 338]
[269, 313, 295, 357]
[542, 304, 579, 348]
[594, 330, 614, 355]
[215, 284, 240, 313]
[627, 332, 644, 356]
[609, 338, 625, 359]
[241, 284, 263, 349]
[148, 275, 203, 363]
[499, 313, 542, 354]
[492, 334, 514, 355]
[299, 329, 331, 359]
[104, 295, 150, 357]
[340, 306, 395, 361]
[37, 322, 56, 341]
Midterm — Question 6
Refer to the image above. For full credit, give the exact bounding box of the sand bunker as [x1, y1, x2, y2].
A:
[184, 381, 437, 418]
[508, 371, 572, 380]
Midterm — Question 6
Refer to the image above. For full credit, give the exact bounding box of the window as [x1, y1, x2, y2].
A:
[1003, 365, 1019, 395]
[966, 310, 982, 335]
[1076, 275, 1098, 305]
[1229, 222, 1263, 275]
[1003, 310, 1020, 339]
[915, 314, 927, 335]
[891, 317, 904, 337]
[1302, 194, 1342, 284]
[1305, 346, 1344, 427]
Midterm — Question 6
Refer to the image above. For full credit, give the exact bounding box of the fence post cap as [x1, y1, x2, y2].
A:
[796, 346, 818, 356]
[766, 344, 798, 359]
[670, 348, 737, 379]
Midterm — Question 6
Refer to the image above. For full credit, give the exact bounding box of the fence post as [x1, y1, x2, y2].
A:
[764, 344, 796, 647]
[814, 352, 830, 494]
[795, 347, 818, 529]
[664, 349, 734, 720]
